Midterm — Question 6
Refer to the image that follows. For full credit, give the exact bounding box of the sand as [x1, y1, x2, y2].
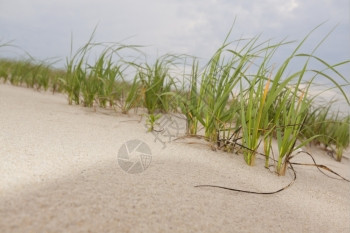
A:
[0, 84, 349, 233]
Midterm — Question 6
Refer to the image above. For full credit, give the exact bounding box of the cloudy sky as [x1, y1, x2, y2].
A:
[0, 0, 349, 85]
[0, 1, 348, 58]
[1, 0, 348, 111]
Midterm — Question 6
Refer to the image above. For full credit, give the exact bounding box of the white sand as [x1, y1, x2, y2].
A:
[0, 84, 349, 233]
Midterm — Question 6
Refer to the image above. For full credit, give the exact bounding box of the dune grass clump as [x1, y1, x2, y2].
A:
[335, 116, 350, 160]
[174, 58, 201, 135]
[175, 33, 254, 142]
[0, 59, 15, 82]
[302, 105, 333, 147]
[60, 31, 139, 108]
[332, 116, 350, 161]
[132, 55, 178, 114]
[198, 44, 245, 143]
[174, 25, 349, 175]
[0, 41, 64, 91]
[1, 25, 349, 175]
[302, 106, 350, 161]
[0, 58, 64, 92]
[118, 76, 142, 114]
[129, 55, 179, 130]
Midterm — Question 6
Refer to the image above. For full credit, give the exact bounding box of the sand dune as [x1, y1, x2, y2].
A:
[0, 84, 349, 233]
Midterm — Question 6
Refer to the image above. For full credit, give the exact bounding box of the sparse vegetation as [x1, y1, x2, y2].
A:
[1, 25, 349, 174]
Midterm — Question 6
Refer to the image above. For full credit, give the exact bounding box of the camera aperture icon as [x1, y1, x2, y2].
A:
[117, 139, 152, 174]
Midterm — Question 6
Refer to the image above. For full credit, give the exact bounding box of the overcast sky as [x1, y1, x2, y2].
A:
[1, 0, 349, 111]
[0, 1, 348, 58]
[0, 0, 349, 82]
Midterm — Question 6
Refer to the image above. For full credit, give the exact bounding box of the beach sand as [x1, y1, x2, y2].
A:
[0, 84, 349, 232]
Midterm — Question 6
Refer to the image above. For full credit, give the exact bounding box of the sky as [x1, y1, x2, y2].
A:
[0, 0, 348, 61]
[0, 0, 349, 106]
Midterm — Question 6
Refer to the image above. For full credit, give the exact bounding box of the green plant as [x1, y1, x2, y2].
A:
[146, 113, 162, 132]
[1, 23, 349, 175]
[61, 46, 87, 105]
[134, 55, 176, 114]
[180, 32, 257, 144]
[119, 75, 141, 114]
[175, 58, 201, 135]
[199, 45, 244, 143]
[0, 59, 14, 83]
[333, 116, 350, 161]
[269, 28, 349, 174]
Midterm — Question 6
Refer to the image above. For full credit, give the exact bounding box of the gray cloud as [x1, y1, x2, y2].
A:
[0, 0, 349, 72]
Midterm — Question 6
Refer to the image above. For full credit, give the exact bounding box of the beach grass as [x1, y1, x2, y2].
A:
[302, 106, 350, 161]
[0, 58, 64, 92]
[1, 26, 349, 175]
